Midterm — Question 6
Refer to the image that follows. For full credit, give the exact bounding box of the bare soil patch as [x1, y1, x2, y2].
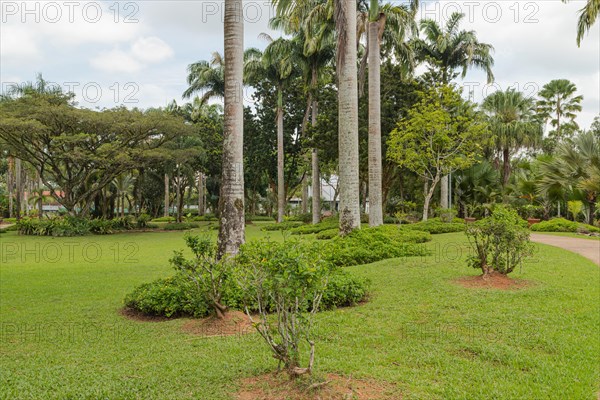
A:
[236, 372, 399, 400]
[454, 272, 530, 290]
[120, 307, 171, 322]
[182, 310, 253, 337]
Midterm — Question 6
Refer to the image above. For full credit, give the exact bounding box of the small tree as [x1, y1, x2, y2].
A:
[466, 206, 533, 276]
[170, 235, 229, 318]
[388, 85, 487, 221]
[236, 239, 332, 378]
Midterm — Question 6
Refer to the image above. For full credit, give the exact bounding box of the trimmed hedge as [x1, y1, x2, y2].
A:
[403, 218, 465, 234]
[530, 218, 600, 233]
[261, 221, 304, 231]
[316, 228, 339, 240]
[124, 269, 369, 318]
[290, 219, 338, 235]
[326, 225, 431, 267]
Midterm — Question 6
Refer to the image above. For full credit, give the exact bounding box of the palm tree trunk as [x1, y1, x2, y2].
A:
[502, 147, 511, 186]
[198, 173, 205, 216]
[337, 0, 361, 234]
[121, 193, 125, 218]
[164, 173, 169, 217]
[218, 0, 245, 258]
[311, 100, 320, 224]
[368, 19, 383, 227]
[277, 89, 285, 223]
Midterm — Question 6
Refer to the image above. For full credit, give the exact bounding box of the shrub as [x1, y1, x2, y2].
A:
[290, 219, 338, 235]
[245, 215, 275, 222]
[530, 218, 600, 233]
[151, 216, 176, 223]
[162, 222, 200, 231]
[124, 275, 207, 318]
[384, 216, 399, 224]
[466, 206, 533, 275]
[404, 218, 465, 234]
[261, 221, 304, 231]
[236, 239, 333, 377]
[321, 270, 370, 309]
[326, 225, 431, 267]
[136, 213, 151, 228]
[88, 219, 115, 235]
[17, 217, 90, 237]
[2, 217, 17, 224]
[286, 213, 313, 223]
[435, 208, 458, 223]
[316, 228, 339, 240]
[192, 215, 219, 222]
[170, 235, 231, 318]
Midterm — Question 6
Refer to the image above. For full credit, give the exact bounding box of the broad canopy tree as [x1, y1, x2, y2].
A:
[0, 93, 190, 216]
[388, 85, 488, 221]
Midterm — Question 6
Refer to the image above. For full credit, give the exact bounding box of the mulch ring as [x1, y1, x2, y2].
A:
[454, 271, 530, 290]
[236, 372, 399, 400]
[181, 310, 254, 337]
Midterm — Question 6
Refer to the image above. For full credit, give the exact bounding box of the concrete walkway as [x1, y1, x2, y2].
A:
[530, 234, 600, 266]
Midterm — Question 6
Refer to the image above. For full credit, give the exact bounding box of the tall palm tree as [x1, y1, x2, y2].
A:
[358, 0, 418, 226]
[536, 79, 583, 142]
[413, 12, 494, 208]
[183, 52, 225, 103]
[538, 131, 599, 224]
[113, 174, 135, 218]
[218, 0, 245, 257]
[482, 89, 542, 187]
[271, 10, 335, 223]
[245, 36, 296, 223]
[563, 0, 599, 46]
[273, 0, 361, 233]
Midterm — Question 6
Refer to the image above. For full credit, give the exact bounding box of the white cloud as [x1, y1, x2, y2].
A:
[131, 37, 174, 63]
[0, 25, 41, 62]
[89, 49, 142, 73]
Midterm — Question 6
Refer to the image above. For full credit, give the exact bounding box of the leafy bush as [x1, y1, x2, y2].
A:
[1, 217, 17, 224]
[136, 213, 151, 228]
[316, 228, 339, 240]
[326, 225, 431, 267]
[530, 218, 600, 233]
[17, 217, 90, 237]
[435, 208, 458, 223]
[466, 206, 533, 275]
[124, 238, 370, 320]
[235, 239, 334, 376]
[124, 275, 207, 318]
[404, 218, 465, 234]
[290, 219, 338, 235]
[384, 216, 400, 224]
[245, 215, 275, 222]
[321, 270, 370, 309]
[286, 213, 313, 223]
[88, 219, 115, 235]
[162, 222, 200, 230]
[151, 216, 176, 223]
[192, 214, 219, 222]
[261, 221, 304, 231]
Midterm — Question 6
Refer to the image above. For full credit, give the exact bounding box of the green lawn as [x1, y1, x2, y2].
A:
[531, 231, 600, 241]
[1, 226, 599, 399]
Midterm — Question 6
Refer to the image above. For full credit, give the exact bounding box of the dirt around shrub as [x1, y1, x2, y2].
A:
[181, 310, 253, 337]
[454, 271, 530, 290]
[236, 372, 399, 400]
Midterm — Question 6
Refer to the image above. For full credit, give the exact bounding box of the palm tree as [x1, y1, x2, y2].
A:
[413, 11, 494, 208]
[482, 89, 542, 187]
[536, 79, 583, 144]
[562, 0, 599, 46]
[271, 11, 335, 223]
[245, 36, 296, 223]
[538, 131, 599, 225]
[218, 0, 245, 257]
[275, 0, 361, 233]
[358, 0, 417, 226]
[113, 174, 135, 218]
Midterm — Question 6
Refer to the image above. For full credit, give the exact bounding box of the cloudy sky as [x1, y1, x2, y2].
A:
[1, 0, 598, 128]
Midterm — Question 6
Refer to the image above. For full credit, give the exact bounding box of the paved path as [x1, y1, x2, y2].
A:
[530, 234, 600, 266]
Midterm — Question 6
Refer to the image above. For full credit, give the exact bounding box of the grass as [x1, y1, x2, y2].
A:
[1, 226, 599, 399]
[531, 231, 600, 241]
